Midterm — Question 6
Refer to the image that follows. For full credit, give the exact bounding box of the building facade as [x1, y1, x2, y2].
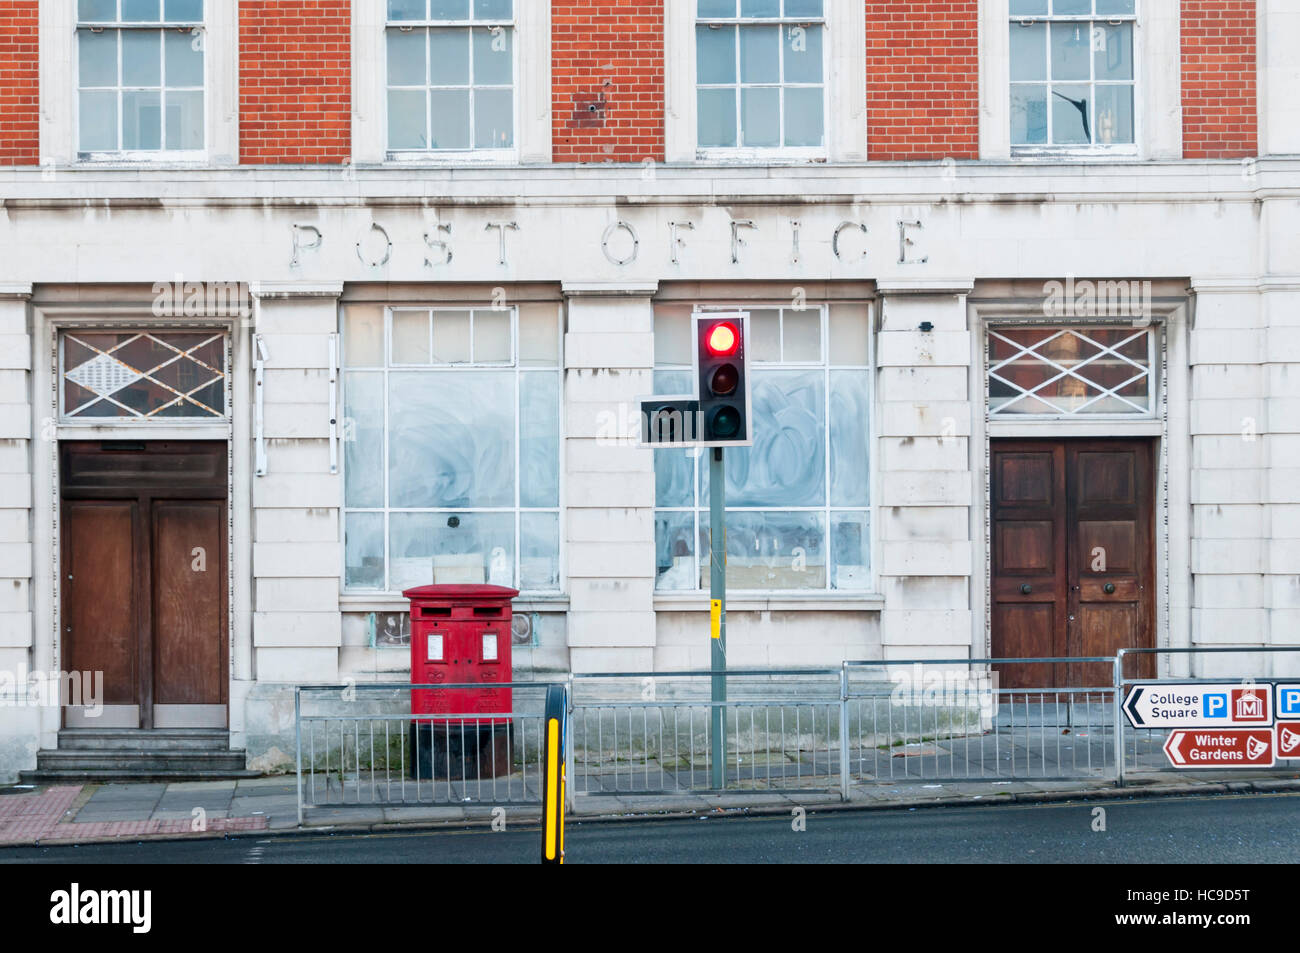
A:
[0, 0, 1297, 778]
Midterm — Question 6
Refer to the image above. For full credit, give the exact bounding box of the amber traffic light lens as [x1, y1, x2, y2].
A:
[709, 363, 739, 397]
[706, 323, 739, 356]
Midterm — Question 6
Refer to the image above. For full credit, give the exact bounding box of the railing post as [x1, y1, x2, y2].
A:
[295, 687, 304, 827]
[1113, 651, 1125, 788]
[565, 676, 576, 811]
[839, 665, 850, 801]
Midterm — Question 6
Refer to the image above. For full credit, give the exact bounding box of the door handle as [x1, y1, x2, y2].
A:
[1103, 583, 1116, 594]
[1020, 584, 1032, 595]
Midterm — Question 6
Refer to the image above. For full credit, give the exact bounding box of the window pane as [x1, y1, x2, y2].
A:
[1009, 22, 1046, 82]
[741, 0, 779, 16]
[473, 309, 511, 363]
[520, 372, 560, 508]
[122, 90, 162, 149]
[431, 0, 468, 17]
[1053, 0, 1090, 13]
[655, 511, 697, 591]
[830, 512, 870, 590]
[389, 0, 427, 20]
[739, 25, 779, 83]
[653, 370, 695, 508]
[783, 86, 823, 146]
[696, 25, 736, 84]
[741, 86, 779, 146]
[704, 511, 826, 590]
[697, 88, 737, 147]
[430, 309, 470, 362]
[392, 310, 431, 363]
[518, 303, 559, 367]
[388, 372, 515, 508]
[429, 89, 470, 148]
[473, 0, 512, 18]
[653, 305, 693, 366]
[165, 30, 203, 86]
[473, 87, 513, 148]
[390, 512, 515, 589]
[429, 29, 470, 85]
[783, 24, 822, 84]
[1094, 84, 1133, 145]
[1093, 22, 1132, 81]
[164, 89, 203, 149]
[123, 30, 162, 86]
[164, 0, 204, 21]
[1049, 22, 1090, 81]
[473, 26, 513, 85]
[122, 0, 161, 20]
[698, 0, 736, 17]
[344, 372, 385, 508]
[705, 369, 825, 507]
[388, 30, 427, 85]
[80, 91, 118, 151]
[1010, 84, 1048, 144]
[1051, 83, 1091, 143]
[79, 30, 118, 86]
[829, 304, 869, 366]
[829, 371, 870, 507]
[520, 512, 559, 590]
[1095, 0, 1135, 13]
[782, 306, 820, 361]
[79, 0, 116, 21]
[785, 0, 823, 16]
[1009, 0, 1048, 13]
[749, 308, 780, 361]
[345, 513, 385, 590]
[388, 89, 427, 148]
[345, 305, 385, 367]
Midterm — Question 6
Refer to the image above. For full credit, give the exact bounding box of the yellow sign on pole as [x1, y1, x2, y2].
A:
[710, 599, 722, 640]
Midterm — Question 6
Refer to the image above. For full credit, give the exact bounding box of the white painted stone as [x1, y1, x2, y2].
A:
[877, 366, 970, 402]
[254, 647, 339, 682]
[878, 401, 972, 437]
[256, 578, 341, 613]
[254, 508, 340, 543]
[0, 612, 32, 648]
[253, 474, 342, 509]
[877, 332, 971, 368]
[567, 542, 654, 579]
[881, 610, 973, 646]
[253, 543, 341, 579]
[253, 612, 343, 647]
[880, 471, 973, 506]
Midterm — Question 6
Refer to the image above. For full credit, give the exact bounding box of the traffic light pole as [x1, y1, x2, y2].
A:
[709, 446, 726, 791]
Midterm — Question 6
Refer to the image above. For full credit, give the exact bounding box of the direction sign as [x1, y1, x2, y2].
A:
[1164, 729, 1275, 768]
[1123, 683, 1273, 728]
[1277, 722, 1300, 760]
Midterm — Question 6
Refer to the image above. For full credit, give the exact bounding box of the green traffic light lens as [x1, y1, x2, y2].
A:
[710, 406, 742, 439]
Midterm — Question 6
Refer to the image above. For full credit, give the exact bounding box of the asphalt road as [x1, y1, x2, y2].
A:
[2, 792, 1297, 864]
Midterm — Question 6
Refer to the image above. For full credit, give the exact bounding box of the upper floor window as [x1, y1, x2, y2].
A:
[696, 0, 826, 154]
[386, 0, 515, 156]
[60, 329, 228, 420]
[989, 326, 1155, 416]
[1009, 0, 1135, 152]
[76, 0, 205, 157]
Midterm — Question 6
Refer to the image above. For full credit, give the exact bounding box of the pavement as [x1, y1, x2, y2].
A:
[2, 769, 1299, 848]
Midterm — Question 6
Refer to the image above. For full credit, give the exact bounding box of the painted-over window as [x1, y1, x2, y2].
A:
[386, 0, 515, 155]
[60, 330, 228, 419]
[988, 326, 1156, 415]
[653, 302, 871, 592]
[76, 0, 205, 156]
[341, 302, 561, 594]
[1009, 0, 1136, 151]
[695, 0, 826, 154]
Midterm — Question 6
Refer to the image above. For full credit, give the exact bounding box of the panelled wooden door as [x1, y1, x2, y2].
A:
[991, 439, 1155, 689]
[61, 442, 228, 729]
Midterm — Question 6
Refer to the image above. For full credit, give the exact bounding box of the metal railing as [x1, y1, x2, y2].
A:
[293, 649, 1300, 822]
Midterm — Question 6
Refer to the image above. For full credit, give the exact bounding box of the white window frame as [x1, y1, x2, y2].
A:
[665, 0, 866, 163]
[340, 304, 564, 596]
[41, 0, 238, 165]
[652, 300, 875, 595]
[353, 0, 551, 165]
[981, 0, 1181, 160]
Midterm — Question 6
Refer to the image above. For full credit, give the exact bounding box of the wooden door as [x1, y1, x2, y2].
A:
[991, 439, 1154, 689]
[61, 442, 228, 729]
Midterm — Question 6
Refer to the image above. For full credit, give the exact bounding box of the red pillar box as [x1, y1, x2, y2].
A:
[404, 584, 518, 780]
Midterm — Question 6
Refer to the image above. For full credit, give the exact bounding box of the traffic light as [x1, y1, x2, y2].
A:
[695, 313, 751, 446]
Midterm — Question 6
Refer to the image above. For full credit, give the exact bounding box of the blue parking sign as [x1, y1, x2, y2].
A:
[1279, 686, 1300, 718]
[1204, 693, 1228, 718]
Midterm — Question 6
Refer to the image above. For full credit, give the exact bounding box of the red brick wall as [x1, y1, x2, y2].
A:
[1181, 0, 1257, 159]
[0, 0, 39, 165]
[552, 0, 664, 163]
[240, 0, 351, 164]
[865, 0, 979, 160]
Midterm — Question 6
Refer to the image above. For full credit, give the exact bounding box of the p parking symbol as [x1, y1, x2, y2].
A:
[1280, 688, 1300, 718]
[1204, 694, 1227, 719]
